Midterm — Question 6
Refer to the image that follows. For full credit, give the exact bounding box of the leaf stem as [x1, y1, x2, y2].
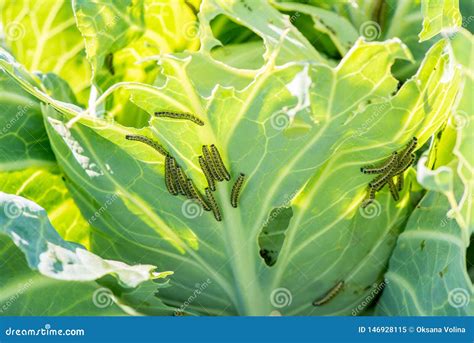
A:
[217, 185, 268, 315]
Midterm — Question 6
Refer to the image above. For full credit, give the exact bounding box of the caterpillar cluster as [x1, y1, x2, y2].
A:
[200, 145, 231, 187]
[164, 154, 212, 211]
[198, 145, 245, 221]
[360, 137, 417, 207]
[126, 134, 246, 222]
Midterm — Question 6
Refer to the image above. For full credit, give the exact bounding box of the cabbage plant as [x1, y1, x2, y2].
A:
[0, 0, 472, 316]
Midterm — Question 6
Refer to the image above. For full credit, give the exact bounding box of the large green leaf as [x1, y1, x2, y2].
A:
[417, 28, 473, 235]
[277, 0, 438, 80]
[450, 28, 473, 232]
[375, 183, 473, 315]
[0, 236, 129, 316]
[0, 68, 173, 315]
[381, 0, 438, 80]
[72, 0, 201, 129]
[0, 71, 55, 171]
[106, 0, 201, 128]
[198, 0, 328, 65]
[0, 169, 171, 315]
[0, 191, 168, 287]
[0, 167, 90, 247]
[0, 168, 155, 316]
[375, 28, 473, 316]
[270, 1, 359, 57]
[419, 0, 462, 41]
[73, 0, 145, 81]
[0, 1, 464, 316]
[376, 149, 473, 315]
[1, 0, 91, 102]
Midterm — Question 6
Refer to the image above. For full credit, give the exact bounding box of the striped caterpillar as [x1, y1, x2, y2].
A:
[230, 173, 245, 208]
[165, 155, 178, 196]
[369, 172, 392, 190]
[154, 111, 204, 126]
[397, 137, 417, 162]
[397, 174, 404, 192]
[176, 165, 193, 198]
[205, 187, 222, 221]
[388, 179, 399, 201]
[199, 156, 216, 191]
[187, 179, 211, 211]
[360, 152, 398, 174]
[361, 187, 376, 208]
[198, 144, 232, 192]
[127, 135, 236, 222]
[163, 155, 213, 214]
[312, 281, 344, 306]
[393, 153, 415, 175]
[210, 144, 231, 181]
[202, 145, 223, 181]
[125, 134, 168, 156]
[197, 144, 244, 220]
[360, 137, 418, 207]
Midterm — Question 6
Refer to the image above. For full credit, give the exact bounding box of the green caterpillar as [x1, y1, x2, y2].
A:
[187, 179, 211, 211]
[210, 144, 231, 181]
[165, 155, 178, 196]
[313, 281, 344, 306]
[154, 111, 204, 126]
[199, 156, 216, 191]
[230, 173, 245, 208]
[360, 137, 418, 206]
[125, 135, 168, 156]
[205, 187, 222, 222]
[360, 152, 398, 174]
[202, 145, 223, 181]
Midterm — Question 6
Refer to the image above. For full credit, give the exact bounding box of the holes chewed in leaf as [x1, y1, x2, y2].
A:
[209, 14, 264, 69]
[258, 207, 293, 266]
[210, 14, 262, 46]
